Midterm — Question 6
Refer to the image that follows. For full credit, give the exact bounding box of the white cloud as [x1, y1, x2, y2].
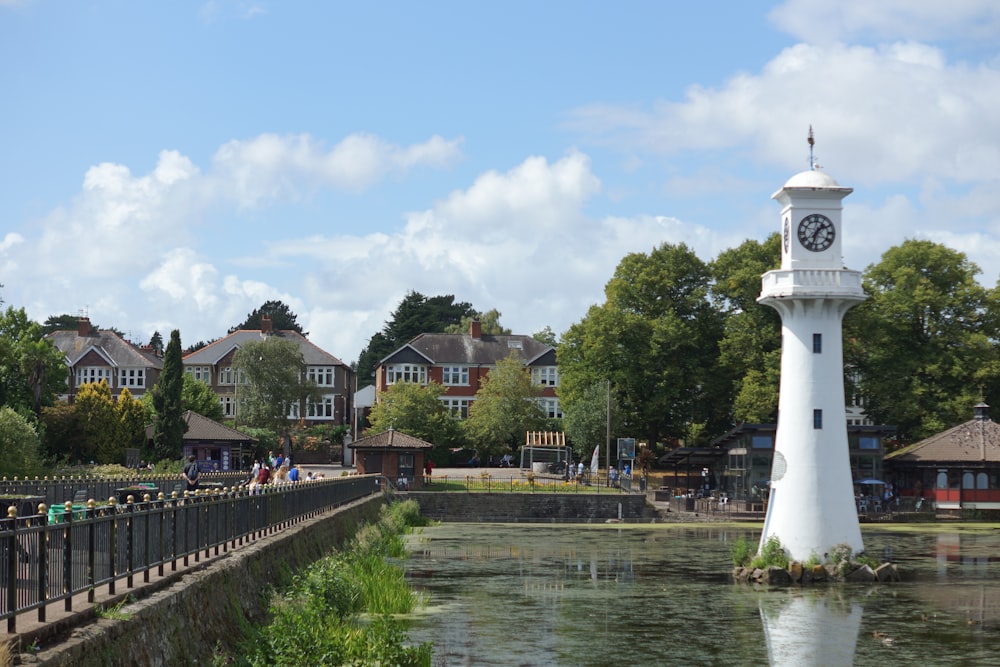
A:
[566, 42, 1000, 188]
[770, 0, 1000, 44]
[208, 132, 464, 207]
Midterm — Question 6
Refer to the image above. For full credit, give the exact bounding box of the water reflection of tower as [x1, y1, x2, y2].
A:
[757, 137, 866, 561]
[759, 592, 863, 666]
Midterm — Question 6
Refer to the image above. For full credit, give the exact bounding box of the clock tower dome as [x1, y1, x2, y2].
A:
[757, 142, 866, 562]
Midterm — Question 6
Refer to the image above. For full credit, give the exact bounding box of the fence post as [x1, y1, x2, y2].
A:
[5, 507, 17, 633]
[63, 502, 73, 613]
[108, 498, 117, 596]
[36, 504, 48, 623]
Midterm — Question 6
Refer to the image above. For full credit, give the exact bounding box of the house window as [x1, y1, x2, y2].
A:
[539, 398, 563, 419]
[751, 435, 773, 449]
[221, 396, 235, 417]
[813, 333, 822, 353]
[307, 366, 335, 386]
[442, 397, 472, 419]
[76, 367, 113, 386]
[219, 366, 234, 385]
[186, 365, 211, 383]
[441, 366, 469, 386]
[813, 409, 823, 429]
[386, 364, 427, 385]
[532, 367, 559, 387]
[118, 368, 145, 388]
[306, 396, 334, 418]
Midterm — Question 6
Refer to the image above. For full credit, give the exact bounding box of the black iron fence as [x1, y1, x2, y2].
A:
[0, 472, 248, 508]
[1, 476, 380, 633]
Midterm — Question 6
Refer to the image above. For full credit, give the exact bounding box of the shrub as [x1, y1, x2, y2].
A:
[749, 536, 789, 570]
[730, 537, 755, 567]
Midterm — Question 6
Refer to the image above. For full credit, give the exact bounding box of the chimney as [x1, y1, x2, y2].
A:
[78, 317, 93, 337]
[261, 314, 273, 335]
[974, 402, 990, 422]
[470, 319, 481, 339]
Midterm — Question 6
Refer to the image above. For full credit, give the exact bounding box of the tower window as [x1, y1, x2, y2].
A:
[813, 333, 822, 353]
[813, 409, 823, 429]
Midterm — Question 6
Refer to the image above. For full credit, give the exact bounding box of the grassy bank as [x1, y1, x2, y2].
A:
[223, 499, 432, 666]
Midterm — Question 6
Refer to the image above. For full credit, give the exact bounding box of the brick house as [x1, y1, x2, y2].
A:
[348, 427, 433, 488]
[47, 317, 162, 401]
[182, 315, 353, 427]
[374, 320, 560, 419]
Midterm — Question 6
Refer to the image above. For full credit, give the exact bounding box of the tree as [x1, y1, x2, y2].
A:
[443, 309, 511, 335]
[561, 380, 623, 462]
[41, 313, 84, 335]
[0, 406, 42, 477]
[148, 331, 164, 356]
[367, 381, 464, 457]
[463, 353, 547, 456]
[558, 243, 726, 448]
[41, 403, 87, 463]
[74, 380, 118, 463]
[0, 307, 67, 416]
[229, 300, 305, 335]
[355, 292, 476, 387]
[232, 336, 322, 443]
[710, 234, 782, 423]
[845, 240, 1000, 442]
[151, 330, 187, 461]
[532, 326, 559, 346]
[181, 374, 225, 421]
[115, 388, 148, 455]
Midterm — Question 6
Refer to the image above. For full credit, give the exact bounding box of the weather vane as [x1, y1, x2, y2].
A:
[808, 125, 818, 170]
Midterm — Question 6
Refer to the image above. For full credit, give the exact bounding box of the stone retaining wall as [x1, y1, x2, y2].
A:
[27, 495, 386, 667]
[408, 491, 658, 522]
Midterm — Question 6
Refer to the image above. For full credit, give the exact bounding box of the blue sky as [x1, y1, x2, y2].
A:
[2, 1, 1000, 364]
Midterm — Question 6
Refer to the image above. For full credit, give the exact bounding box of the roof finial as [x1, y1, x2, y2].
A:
[808, 125, 816, 170]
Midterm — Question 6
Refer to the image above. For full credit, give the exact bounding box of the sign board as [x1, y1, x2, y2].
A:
[617, 437, 636, 459]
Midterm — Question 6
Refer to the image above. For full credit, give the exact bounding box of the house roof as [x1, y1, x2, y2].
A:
[182, 329, 347, 367]
[348, 428, 433, 450]
[381, 332, 555, 367]
[144, 410, 256, 443]
[48, 329, 162, 370]
[886, 404, 1000, 464]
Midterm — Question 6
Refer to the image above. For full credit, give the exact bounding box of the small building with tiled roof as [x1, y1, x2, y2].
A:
[348, 428, 433, 488]
[182, 314, 353, 428]
[885, 402, 1000, 510]
[47, 317, 162, 401]
[375, 320, 561, 421]
[145, 410, 257, 472]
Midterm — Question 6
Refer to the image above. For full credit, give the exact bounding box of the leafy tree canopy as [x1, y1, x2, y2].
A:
[229, 300, 305, 335]
[367, 381, 465, 456]
[0, 307, 67, 416]
[0, 406, 42, 477]
[443, 309, 511, 335]
[463, 353, 546, 456]
[151, 330, 187, 461]
[845, 239, 1000, 442]
[232, 336, 321, 435]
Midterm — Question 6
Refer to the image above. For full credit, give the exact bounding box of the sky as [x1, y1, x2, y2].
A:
[2, 1, 1000, 366]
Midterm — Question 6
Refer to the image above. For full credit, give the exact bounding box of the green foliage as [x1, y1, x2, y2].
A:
[229, 299, 305, 335]
[355, 291, 476, 387]
[239, 499, 430, 667]
[0, 406, 42, 477]
[443, 308, 511, 335]
[115, 388, 148, 453]
[558, 243, 727, 447]
[367, 380, 464, 448]
[40, 403, 89, 462]
[151, 330, 187, 460]
[180, 374, 224, 421]
[730, 536, 755, 567]
[562, 381, 622, 460]
[532, 325, 558, 346]
[749, 536, 789, 570]
[463, 353, 547, 456]
[74, 381, 119, 464]
[846, 240, 1000, 443]
[232, 336, 320, 434]
[0, 307, 67, 416]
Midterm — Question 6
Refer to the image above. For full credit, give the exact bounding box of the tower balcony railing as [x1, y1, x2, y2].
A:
[760, 269, 864, 297]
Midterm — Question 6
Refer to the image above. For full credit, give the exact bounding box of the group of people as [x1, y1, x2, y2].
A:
[246, 451, 321, 490]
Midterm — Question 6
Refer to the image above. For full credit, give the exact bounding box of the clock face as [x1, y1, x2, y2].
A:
[782, 219, 790, 253]
[797, 214, 835, 252]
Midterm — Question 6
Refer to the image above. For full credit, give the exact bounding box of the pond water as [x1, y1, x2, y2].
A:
[403, 523, 1000, 666]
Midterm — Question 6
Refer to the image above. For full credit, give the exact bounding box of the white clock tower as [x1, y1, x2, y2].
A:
[757, 153, 866, 562]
